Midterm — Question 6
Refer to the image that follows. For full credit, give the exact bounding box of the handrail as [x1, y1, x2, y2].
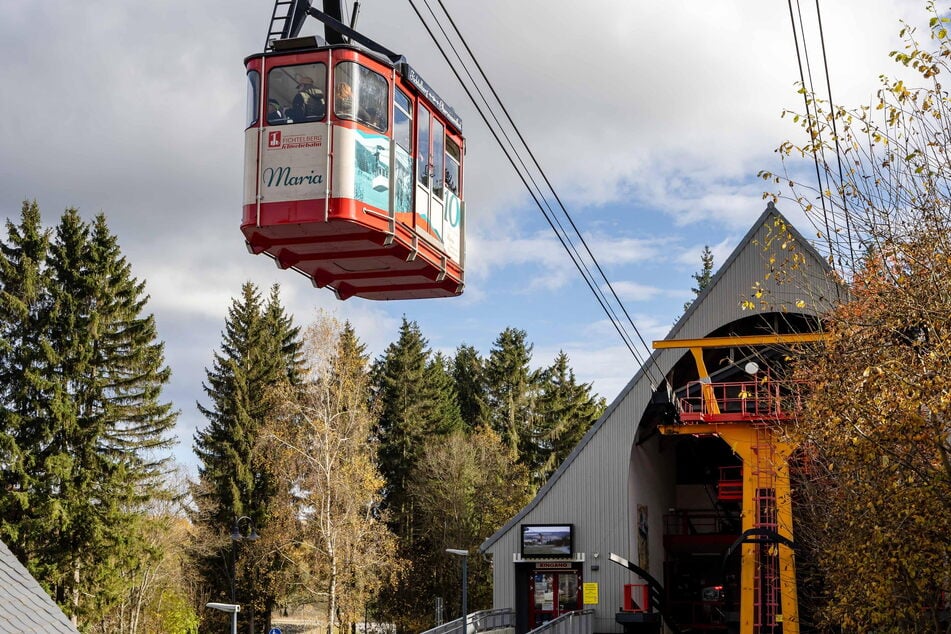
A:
[420, 608, 515, 634]
[526, 609, 594, 634]
[678, 379, 802, 421]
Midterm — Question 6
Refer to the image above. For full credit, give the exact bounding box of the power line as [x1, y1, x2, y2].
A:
[426, 0, 662, 368]
[813, 0, 856, 268]
[412, 0, 648, 365]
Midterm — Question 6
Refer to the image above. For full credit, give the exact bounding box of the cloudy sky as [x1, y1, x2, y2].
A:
[0, 0, 927, 469]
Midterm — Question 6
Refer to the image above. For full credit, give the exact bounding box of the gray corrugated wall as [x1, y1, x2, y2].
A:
[484, 208, 837, 632]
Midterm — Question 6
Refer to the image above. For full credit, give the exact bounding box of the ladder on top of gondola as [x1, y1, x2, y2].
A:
[265, 0, 298, 48]
[265, 1, 353, 50]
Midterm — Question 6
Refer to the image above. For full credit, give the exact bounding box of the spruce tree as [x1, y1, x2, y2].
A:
[484, 327, 540, 460]
[683, 245, 715, 311]
[373, 317, 444, 528]
[533, 351, 605, 485]
[0, 201, 53, 566]
[262, 284, 305, 386]
[48, 210, 178, 622]
[0, 204, 178, 625]
[452, 344, 488, 431]
[193, 282, 302, 631]
[427, 352, 463, 435]
[372, 318, 462, 631]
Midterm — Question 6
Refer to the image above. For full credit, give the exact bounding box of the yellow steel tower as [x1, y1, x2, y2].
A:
[653, 333, 824, 634]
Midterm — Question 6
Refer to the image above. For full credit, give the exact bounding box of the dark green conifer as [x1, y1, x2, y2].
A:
[533, 351, 605, 485]
[0, 201, 53, 562]
[684, 245, 715, 311]
[372, 317, 439, 534]
[47, 211, 177, 621]
[452, 344, 488, 431]
[1, 204, 177, 624]
[193, 282, 302, 631]
[484, 327, 539, 457]
[427, 352, 463, 435]
[372, 319, 464, 631]
[333, 321, 369, 386]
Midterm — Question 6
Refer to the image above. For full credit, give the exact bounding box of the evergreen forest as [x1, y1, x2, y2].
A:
[0, 201, 606, 634]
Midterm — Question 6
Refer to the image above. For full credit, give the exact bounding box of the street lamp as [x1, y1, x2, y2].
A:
[446, 549, 469, 634]
[207, 602, 240, 634]
[230, 516, 259, 633]
[231, 515, 260, 542]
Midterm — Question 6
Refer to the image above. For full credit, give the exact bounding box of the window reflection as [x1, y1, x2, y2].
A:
[432, 119, 445, 199]
[394, 89, 412, 152]
[246, 71, 260, 128]
[334, 61, 389, 132]
[445, 137, 461, 196]
[417, 106, 431, 188]
[393, 89, 414, 215]
[559, 574, 579, 612]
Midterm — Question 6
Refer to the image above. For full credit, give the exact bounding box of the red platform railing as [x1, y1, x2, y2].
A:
[717, 466, 743, 502]
[677, 379, 801, 423]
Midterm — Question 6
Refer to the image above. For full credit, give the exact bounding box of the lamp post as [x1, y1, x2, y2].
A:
[446, 549, 469, 634]
[231, 516, 259, 634]
[207, 602, 240, 634]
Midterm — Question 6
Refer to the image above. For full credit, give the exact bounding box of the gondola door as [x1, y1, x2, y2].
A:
[414, 105, 446, 245]
[528, 570, 580, 629]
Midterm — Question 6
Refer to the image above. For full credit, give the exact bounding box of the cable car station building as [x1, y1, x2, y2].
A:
[481, 204, 840, 634]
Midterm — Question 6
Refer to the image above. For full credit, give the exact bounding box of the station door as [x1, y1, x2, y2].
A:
[528, 570, 580, 629]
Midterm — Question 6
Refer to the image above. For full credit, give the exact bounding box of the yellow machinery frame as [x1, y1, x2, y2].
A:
[653, 333, 825, 634]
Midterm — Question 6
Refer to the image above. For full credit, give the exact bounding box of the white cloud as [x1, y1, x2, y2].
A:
[610, 280, 685, 303]
[0, 0, 931, 469]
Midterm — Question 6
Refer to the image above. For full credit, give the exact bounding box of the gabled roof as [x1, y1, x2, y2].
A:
[666, 200, 839, 340]
[0, 539, 80, 634]
[480, 203, 837, 552]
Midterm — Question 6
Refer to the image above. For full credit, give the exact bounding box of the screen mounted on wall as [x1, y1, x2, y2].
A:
[520, 524, 573, 558]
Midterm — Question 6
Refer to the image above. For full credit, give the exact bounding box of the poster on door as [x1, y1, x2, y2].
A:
[332, 126, 391, 212]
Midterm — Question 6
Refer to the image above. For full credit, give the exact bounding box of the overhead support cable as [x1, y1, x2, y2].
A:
[786, 0, 856, 276]
[813, 0, 856, 269]
[787, 0, 837, 269]
[406, 0, 666, 386]
[427, 0, 663, 370]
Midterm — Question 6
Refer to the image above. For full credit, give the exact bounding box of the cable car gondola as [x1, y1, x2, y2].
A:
[242, 0, 465, 300]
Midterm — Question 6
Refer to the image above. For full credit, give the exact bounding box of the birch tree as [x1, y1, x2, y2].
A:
[265, 317, 398, 633]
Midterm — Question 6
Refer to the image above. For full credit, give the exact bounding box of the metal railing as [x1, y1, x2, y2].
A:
[664, 510, 741, 536]
[678, 379, 802, 421]
[526, 609, 594, 634]
[421, 609, 514, 634]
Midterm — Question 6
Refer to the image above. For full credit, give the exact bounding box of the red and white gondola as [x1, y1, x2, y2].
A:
[242, 5, 465, 300]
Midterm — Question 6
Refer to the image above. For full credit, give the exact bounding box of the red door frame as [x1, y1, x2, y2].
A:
[528, 567, 582, 628]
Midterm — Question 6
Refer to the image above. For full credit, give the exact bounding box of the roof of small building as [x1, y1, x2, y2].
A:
[0, 539, 80, 634]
